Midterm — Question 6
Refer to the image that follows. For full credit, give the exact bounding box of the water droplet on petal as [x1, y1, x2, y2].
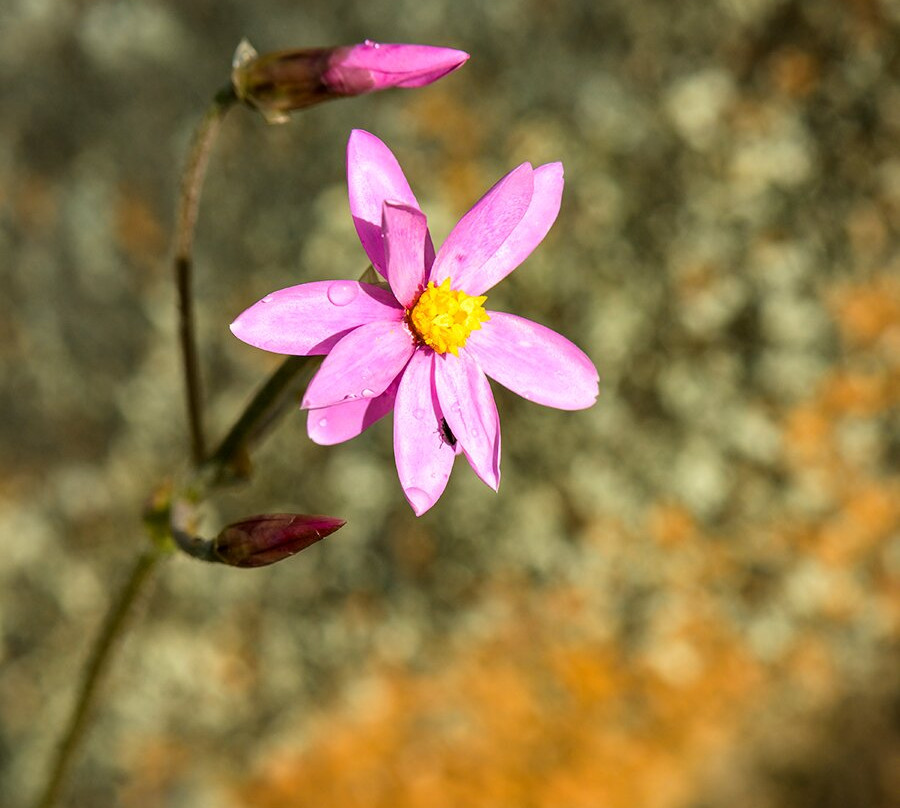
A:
[469, 427, 480, 438]
[361, 388, 375, 398]
[318, 417, 328, 428]
[405, 487, 432, 514]
[262, 294, 274, 303]
[412, 408, 426, 420]
[327, 281, 358, 306]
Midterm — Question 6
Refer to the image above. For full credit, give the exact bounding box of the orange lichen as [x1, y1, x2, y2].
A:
[239, 596, 765, 808]
[648, 503, 698, 547]
[830, 276, 900, 348]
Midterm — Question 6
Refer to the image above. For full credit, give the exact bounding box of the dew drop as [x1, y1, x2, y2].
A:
[469, 427, 480, 438]
[405, 487, 432, 514]
[412, 407, 426, 420]
[327, 281, 358, 306]
[361, 388, 375, 398]
[318, 417, 328, 428]
[262, 294, 274, 304]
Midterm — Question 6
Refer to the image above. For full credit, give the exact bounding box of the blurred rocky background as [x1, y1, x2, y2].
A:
[2, 0, 899, 806]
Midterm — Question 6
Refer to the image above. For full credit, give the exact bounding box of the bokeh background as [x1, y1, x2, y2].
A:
[2, 0, 899, 806]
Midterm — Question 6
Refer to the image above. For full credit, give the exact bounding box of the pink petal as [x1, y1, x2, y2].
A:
[393, 350, 455, 515]
[307, 380, 398, 445]
[464, 162, 564, 295]
[301, 320, 415, 409]
[465, 311, 599, 410]
[383, 202, 428, 308]
[327, 43, 469, 91]
[347, 129, 434, 278]
[230, 281, 402, 355]
[429, 163, 534, 293]
[434, 351, 501, 490]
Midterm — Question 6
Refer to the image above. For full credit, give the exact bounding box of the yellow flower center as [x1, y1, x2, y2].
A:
[408, 278, 490, 356]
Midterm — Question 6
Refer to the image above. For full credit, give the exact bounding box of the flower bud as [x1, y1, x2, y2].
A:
[231, 39, 469, 123]
[213, 513, 345, 568]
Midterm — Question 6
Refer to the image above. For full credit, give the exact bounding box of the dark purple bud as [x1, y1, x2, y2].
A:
[231, 39, 469, 123]
[213, 513, 345, 568]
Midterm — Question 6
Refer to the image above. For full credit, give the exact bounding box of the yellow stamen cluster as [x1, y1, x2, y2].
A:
[408, 278, 489, 355]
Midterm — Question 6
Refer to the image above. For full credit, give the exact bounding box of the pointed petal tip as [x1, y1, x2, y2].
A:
[348, 127, 379, 150]
[228, 311, 256, 347]
[450, 48, 470, 66]
[404, 486, 438, 516]
[536, 161, 565, 185]
[399, 44, 469, 70]
[478, 472, 500, 493]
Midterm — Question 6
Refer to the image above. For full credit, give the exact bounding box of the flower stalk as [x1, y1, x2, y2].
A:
[32, 549, 166, 808]
[174, 85, 238, 466]
[202, 354, 321, 487]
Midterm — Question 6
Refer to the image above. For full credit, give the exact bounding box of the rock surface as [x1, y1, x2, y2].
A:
[1, 1, 898, 806]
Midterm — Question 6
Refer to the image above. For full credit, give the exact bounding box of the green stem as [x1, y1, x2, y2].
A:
[175, 86, 238, 466]
[33, 549, 165, 808]
[203, 354, 320, 487]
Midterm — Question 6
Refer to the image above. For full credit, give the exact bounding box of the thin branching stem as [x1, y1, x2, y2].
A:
[175, 85, 238, 466]
[33, 549, 165, 808]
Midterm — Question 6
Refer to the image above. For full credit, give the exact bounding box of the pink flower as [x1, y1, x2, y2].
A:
[232, 40, 469, 123]
[231, 131, 598, 515]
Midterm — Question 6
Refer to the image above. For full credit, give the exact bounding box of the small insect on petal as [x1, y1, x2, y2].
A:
[438, 417, 457, 448]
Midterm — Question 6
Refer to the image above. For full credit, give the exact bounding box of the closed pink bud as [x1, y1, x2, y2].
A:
[231, 39, 468, 123]
[324, 41, 469, 93]
[213, 513, 345, 568]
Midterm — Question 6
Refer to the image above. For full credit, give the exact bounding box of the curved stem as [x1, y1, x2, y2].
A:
[33, 549, 165, 808]
[175, 85, 238, 466]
